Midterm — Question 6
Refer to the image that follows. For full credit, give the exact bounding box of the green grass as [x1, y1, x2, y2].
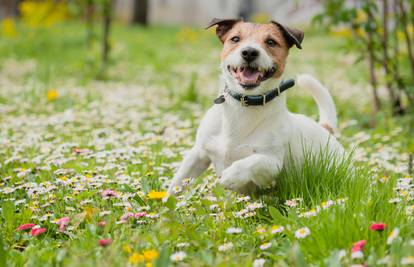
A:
[0, 21, 413, 266]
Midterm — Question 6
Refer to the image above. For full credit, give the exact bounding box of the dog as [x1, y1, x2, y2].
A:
[165, 18, 344, 197]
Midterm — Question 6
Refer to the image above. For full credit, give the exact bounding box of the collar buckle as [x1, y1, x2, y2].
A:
[240, 95, 249, 106]
[262, 94, 266, 106]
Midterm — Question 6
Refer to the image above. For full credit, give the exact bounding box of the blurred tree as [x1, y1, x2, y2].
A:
[132, 0, 148, 25]
[101, 0, 112, 70]
[315, 0, 414, 120]
[239, 0, 254, 20]
[0, 0, 20, 18]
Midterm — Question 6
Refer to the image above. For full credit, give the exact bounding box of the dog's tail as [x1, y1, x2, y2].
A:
[297, 74, 337, 133]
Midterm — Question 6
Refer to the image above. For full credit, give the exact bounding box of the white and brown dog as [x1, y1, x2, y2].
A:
[166, 19, 344, 197]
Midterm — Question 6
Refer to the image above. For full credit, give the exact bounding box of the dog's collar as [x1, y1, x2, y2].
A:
[214, 79, 295, 106]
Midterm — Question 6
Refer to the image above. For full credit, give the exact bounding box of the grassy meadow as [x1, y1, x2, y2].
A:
[0, 22, 413, 266]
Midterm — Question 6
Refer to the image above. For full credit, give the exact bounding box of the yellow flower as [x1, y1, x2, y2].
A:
[128, 252, 144, 264]
[251, 13, 270, 24]
[1, 18, 17, 38]
[20, 0, 67, 28]
[143, 249, 159, 261]
[123, 245, 132, 254]
[147, 191, 167, 200]
[355, 9, 368, 24]
[330, 26, 352, 39]
[145, 263, 153, 267]
[356, 27, 367, 38]
[47, 89, 59, 101]
[177, 27, 198, 44]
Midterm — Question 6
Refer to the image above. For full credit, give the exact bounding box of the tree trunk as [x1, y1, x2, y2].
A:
[381, 0, 404, 115]
[132, 0, 148, 25]
[366, 6, 381, 116]
[102, 0, 113, 69]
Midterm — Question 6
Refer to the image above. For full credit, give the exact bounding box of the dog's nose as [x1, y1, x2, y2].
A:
[241, 47, 259, 62]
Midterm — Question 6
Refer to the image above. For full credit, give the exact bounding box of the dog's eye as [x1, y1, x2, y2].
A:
[231, 36, 240, 43]
[266, 39, 277, 47]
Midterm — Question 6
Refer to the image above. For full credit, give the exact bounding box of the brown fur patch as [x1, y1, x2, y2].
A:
[321, 123, 335, 135]
[220, 22, 290, 78]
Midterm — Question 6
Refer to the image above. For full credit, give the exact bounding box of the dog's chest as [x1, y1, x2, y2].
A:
[204, 128, 274, 174]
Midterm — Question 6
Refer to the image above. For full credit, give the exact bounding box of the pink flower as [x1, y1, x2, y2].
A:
[98, 238, 112, 247]
[369, 223, 386, 231]
[56, 217, 70, 232]
[134, 212, 147, 218]
[101, 189, 119, 199]
[98, 221, 106, 227]
[16, 223, 36, 231]
[31, 227, 47, 236]
[352, 240, 367, 252]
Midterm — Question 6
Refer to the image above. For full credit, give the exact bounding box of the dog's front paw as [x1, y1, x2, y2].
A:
[219, 164, 252, 193]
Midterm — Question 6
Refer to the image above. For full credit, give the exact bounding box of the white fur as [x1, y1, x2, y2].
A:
[165, 45, 344, 198]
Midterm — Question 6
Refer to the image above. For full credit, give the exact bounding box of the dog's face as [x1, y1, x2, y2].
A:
[207, 19, 304, 94]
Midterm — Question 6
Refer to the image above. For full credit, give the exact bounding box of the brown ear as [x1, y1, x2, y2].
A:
[271, 21, 304, 49]
[206, 18, 241, 43]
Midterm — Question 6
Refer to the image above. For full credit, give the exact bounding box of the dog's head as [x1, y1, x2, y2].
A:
[206, 18, 304, 94]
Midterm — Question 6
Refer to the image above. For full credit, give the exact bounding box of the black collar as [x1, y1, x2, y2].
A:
[214, 79, 295, 106]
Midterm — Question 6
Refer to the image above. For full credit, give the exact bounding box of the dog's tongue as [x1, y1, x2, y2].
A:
[239, 68, 261, 84]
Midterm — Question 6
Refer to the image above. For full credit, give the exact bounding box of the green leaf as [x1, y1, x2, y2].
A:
[292, 244, 308, 267]
[268, 206, 284, 222]
[155, 245, 170, 267]
[0, 234, 8, 267]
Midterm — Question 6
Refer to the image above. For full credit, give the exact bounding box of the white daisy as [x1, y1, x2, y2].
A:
[170, 251, 187, 262]
[295, 227, 311, 239]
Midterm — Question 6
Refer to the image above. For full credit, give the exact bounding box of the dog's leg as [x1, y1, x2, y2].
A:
[219, 153, 283, 193]
[166, 146, 210, 197]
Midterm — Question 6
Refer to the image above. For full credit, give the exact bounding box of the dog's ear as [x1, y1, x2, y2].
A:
[206, 18, 241, 43]
[271, 21, 304, 49]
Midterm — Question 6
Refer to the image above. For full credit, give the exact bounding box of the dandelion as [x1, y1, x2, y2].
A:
[31, 227, 47, 236]
[259, 242, 271, 250]
[16, 223, 36, 231]
[147, 191, 167, 200]
[369, 223, 386, 231]
[387, 228, 399, 244]
[253, 258, 266, 267]
[271, 225, 284, 234]
[47, 89, 59, 101]
[170, 251, 187, 262]
[226, 227, 242, 234]
[98, 239, 112, 247]
[401, 256, 414, 265]
[129, 252, 144, 264]
[143, 249, 159, 261]
[123, 245, 133, 254]
[218, 242, 233, 252]
[295, 227, 311, 239]
[1, 18, 17, 37]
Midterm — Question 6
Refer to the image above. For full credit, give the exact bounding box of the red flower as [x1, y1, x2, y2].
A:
[352, 240, 367, 252]
[56, 217, 70, 232]
[16, 223, 36, 231]
[369, 223, 386, 231]
[31, 227, 47, 236]
[98, 238, 112, 247]
[134, 212, 147, 218]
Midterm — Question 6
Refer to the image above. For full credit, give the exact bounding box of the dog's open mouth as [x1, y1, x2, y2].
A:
[228, 65, 276, 89]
